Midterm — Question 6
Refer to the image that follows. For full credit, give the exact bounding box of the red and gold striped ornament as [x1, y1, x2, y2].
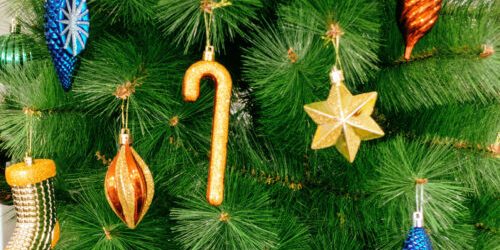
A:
[105, 129, 154, 229]
[398, 0, 442, 60]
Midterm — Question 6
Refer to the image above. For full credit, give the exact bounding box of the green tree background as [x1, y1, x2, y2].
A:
[0, 0, 498, 249]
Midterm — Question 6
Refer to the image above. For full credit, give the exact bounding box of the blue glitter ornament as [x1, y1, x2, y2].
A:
[403, 227, 433, 250]
[45, 0, 89, 91]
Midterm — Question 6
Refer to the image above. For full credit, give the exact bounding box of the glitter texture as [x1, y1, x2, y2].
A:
[6, 159, 56, 187]
[5, 160, 59, 250]
[304, 82, 384, 163]
[45, 0, 90, 91]
[183, 57, 232, 206]
[403, 227, 433, 250]
[105, 137, 155, 229]
[398, 0, 442, 59]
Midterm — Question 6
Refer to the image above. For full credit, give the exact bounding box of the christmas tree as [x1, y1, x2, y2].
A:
[0, 0, 498, 249]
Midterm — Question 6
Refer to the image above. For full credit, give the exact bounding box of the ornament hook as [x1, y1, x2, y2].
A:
[203, 46, 215, 61]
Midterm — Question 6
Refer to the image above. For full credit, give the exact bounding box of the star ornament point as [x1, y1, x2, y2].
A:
[304, 84, 384, 162]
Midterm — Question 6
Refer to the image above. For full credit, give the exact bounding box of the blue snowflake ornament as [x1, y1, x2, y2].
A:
[45, 0, 89, 91]
[403, 227, 433, 250]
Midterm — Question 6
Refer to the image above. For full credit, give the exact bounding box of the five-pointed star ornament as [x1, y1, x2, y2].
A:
[304, 69, 384, 162]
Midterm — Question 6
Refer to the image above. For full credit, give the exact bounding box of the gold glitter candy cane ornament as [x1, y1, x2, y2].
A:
[183, 45, 232, 206]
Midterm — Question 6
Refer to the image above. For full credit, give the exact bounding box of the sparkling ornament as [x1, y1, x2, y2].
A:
[403, 226, 433, 250]
[45, 0, 90, 91]
[183, 46, 232, 206]
[0, 19, 38, 69]
[403, 180, 433, 250]
[105, 129, 155, 229]
[398, 0, 442, 60]
[4, 157, 60, 250]
[304, 68, 384, 162]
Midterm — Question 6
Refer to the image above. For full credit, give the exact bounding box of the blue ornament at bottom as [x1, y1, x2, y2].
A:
[403, 227, 433, 250]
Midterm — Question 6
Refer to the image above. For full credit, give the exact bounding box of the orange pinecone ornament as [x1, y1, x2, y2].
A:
[398, 0, 442, 60]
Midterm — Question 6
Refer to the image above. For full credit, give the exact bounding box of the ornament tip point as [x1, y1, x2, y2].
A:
[404, 46, 413, 61]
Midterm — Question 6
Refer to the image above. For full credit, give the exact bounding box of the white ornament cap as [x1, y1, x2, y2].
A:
[413, 212, 424, 227]
[24, 156, 33, 167]
[330, 68, 344, 85]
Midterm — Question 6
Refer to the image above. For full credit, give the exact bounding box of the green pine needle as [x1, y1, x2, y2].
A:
[56, 187, 171, 250]
[73, 34, 187, 134]
[156, 0, 263, 53]
[88, 0, 158, 26]
[243, 21, 330, 152]
[170, 171, 279, 249]
[279, 0, 382, 85]
[0, 62, 111, 160]
[376, 0, 500, 112]
[394, 104, 500, 146]
[456, 152, 500, 196]
[133, 83, 214, 161]
[275, 214, 311, 250]
[367, 137, 469, 232]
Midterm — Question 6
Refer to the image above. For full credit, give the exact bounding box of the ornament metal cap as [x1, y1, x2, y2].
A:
[10, 18, 21, 34]
[119, 129, 132, 145]
[203, 46, 215, 61]
[413, 211, 424, 227]
[329, 68, 344, 85]
[24, 156, 33, 166]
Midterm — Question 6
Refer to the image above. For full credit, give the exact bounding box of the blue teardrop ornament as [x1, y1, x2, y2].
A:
[45, 0, 90, 91]
[403, 227, 433, 250]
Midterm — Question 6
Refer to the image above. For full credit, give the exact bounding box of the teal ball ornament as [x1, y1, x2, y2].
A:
[0, 23, 38, 69]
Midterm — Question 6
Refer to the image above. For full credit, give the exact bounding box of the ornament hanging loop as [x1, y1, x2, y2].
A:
[202, 0, 232, 49]
[120, 97, 130, 130]
[119, 128, 132, 145]
[323, 23, 344, 70]
[10, 17, 20, 34]
[22, 107, 41, 165]
[203, 45, 215, 61]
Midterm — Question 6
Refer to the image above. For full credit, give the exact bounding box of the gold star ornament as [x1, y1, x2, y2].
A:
[304, 69, 384, 162]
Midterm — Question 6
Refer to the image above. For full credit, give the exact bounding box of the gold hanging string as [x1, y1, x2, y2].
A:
[23, 108, 41, 158]
[26, 112, 33, 158]
[323, 23, 345, 70]
[120, 98, 130, 131]
[202, 0, 232, 48]
[203, 7, 213, 48]
[125, 97, 130, 130]
[121, 99, 125, 129]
